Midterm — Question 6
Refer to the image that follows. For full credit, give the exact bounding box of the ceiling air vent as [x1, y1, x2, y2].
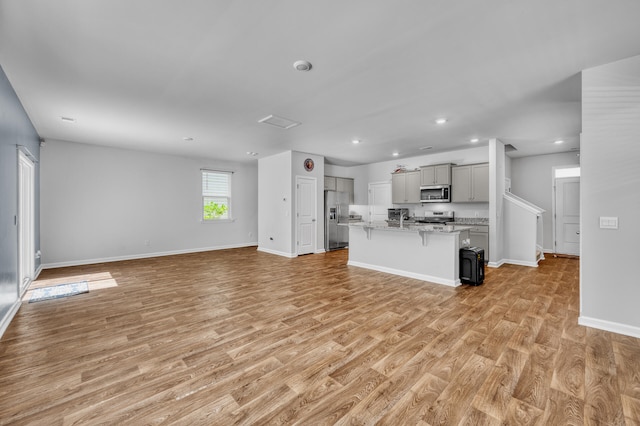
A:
[258, 114, 301, 130]
[504, 144, 517, 152]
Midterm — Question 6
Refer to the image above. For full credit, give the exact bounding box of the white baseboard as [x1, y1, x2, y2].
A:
[0, 299, 22, 340]
[502, 259, 539, 268]
[579, 315, 640, 339]
[347, 260, 460, 287]
[315, 249, 326, 254]
[41, 242, 259, 269]
[256, 247, 297, 258]
[487, 259, 505, 268]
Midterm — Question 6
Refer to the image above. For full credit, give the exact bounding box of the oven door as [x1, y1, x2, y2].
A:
[420, 185, 450, 203]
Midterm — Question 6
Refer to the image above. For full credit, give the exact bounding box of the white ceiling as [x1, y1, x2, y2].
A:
[1, 1, 640, 166]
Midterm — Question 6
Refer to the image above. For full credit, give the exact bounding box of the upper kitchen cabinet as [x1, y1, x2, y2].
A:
[420, 164, 451, 186]
[452, 163, 489, 202]
[325, 176, 354, 203]
[324, 176, 337, 191]
[336, 177, 354, 203]
[392, 171, 421, 204]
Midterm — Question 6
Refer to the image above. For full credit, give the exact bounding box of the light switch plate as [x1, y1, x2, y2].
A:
[599, 216, 618, 229]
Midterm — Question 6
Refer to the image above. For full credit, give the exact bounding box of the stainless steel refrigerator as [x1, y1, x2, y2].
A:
[325, 190, 350, 251]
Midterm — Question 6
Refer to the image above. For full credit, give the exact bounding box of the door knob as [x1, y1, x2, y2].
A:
[576, 231, 580, 235]
[312, 219, 316, 222]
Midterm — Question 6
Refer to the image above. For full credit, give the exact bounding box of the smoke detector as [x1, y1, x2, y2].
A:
[293, 60, 312, 72]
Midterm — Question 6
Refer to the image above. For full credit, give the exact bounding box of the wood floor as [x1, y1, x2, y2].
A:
[1, 248, 639, 425]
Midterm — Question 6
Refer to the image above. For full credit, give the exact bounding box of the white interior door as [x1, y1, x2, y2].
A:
[296, 176, 317, 255]
[368, 182, 391, 222]
[18, 149, 35, 294]
[555, 176, 580, 255]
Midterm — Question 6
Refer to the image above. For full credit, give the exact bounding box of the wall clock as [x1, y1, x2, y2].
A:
[304, 158, 314, 172]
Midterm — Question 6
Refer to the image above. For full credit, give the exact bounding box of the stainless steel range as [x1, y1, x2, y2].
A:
[415, 211, 454, 224]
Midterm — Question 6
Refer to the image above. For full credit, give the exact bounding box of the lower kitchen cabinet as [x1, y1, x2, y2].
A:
[468, 225, 489, 261]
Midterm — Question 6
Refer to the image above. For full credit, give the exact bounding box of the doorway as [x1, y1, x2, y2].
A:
[18, 148, 36, 295]
[296, 176, 317, 255]
[368, 181, 392, 222]
[553, 167, 580, 256]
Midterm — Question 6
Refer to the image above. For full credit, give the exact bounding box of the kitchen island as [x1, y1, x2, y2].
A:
[347, 222, 472, 286]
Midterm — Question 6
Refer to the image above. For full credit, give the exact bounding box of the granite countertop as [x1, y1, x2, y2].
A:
[448, 217, 489, 226]
[349, 221, 472, 234]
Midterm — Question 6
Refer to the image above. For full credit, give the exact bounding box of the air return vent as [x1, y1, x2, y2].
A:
[258, 114, 301, 129]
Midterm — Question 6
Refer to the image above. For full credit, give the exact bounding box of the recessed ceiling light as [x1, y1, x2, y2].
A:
[293, 60, 312, 72]
[419, 146, 433, 150]
[246, 151, 259, 156]
[470, 138, 479, 143]
[554, 140, 564, 144]
[352, 139, 361, 144]
[182, 137, 194, 141]
[61, 116, 76, 123]
[392, 152, 399, 157]
[435, 118, 447, 125]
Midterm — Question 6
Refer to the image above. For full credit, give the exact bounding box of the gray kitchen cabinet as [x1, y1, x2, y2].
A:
[324, 176, 336, 191]
[468, 224, 489, 261]
[420, 164, 451, 186]
[336, 177, 354, 203]
[452, 163, 489, 202]
[392, 171, 420, 204]
[325, 176, 354, 203]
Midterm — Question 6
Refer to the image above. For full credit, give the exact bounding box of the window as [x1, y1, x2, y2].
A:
[555, 167, 580, 178]
[202, 170, 232, 221]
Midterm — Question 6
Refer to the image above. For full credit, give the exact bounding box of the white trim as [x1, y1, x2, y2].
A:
[487, 259, 505, 268]
[502, 258, 539, 268]
[579, 316, 640, 339]
[257, 246, 297, 258]
[347, 260, 461, 287]
[41, 243, 258, 269]
[0, 299, 22, 339]
[315, 249, 326, 254]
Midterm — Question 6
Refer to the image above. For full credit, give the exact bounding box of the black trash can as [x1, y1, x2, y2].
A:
[460, 247, 485, 285]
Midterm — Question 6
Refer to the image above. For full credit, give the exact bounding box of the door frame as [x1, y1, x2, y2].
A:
[551, 165, 580, 255]
[295, 175, 317, 256]
[17, 147, 36, 295]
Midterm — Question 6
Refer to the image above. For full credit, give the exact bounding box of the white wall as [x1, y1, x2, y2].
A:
[258, 150, 325, 256]
[41, 140, 258, 266]
[510, 152, 579, 252]
[258, 151, 293, 256]
[580, 54, 640, 335]
[489, 139, 506, 265]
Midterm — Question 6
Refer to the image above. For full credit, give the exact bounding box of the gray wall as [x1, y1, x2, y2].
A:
[41, 140, 258, 266]
[581, 54, 640, 332]
[510, 152, 580, 252]
[0, 65, 40, 327]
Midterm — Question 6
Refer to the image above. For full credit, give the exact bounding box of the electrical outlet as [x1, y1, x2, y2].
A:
[145, 239, 150, 246]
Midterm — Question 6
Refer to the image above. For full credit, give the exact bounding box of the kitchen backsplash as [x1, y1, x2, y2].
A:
[347, 204, 489, 222]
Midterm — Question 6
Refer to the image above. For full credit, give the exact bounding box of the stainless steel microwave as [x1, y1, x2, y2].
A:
[420, 185, 451, 203]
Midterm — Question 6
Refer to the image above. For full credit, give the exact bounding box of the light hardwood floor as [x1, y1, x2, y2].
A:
[1, 247, 639, 425]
